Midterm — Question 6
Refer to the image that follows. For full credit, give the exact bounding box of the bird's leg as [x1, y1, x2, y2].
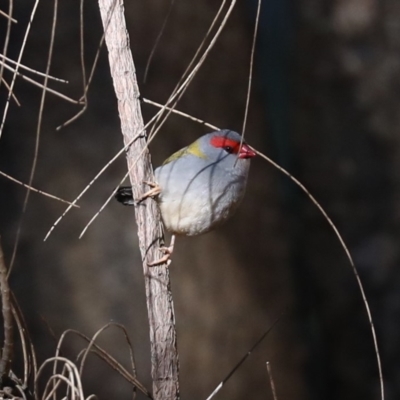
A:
[148, 235, 176, 267]
[136, 181, 162, 203]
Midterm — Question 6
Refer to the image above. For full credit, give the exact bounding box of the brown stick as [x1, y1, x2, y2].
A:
[0, 238, 13, 384]
[96, 1, 180, 399]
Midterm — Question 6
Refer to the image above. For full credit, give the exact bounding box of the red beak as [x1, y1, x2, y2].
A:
[238, 143, 257, 159]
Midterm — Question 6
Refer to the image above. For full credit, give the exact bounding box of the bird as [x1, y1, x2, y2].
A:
[115, 129, 256, 265]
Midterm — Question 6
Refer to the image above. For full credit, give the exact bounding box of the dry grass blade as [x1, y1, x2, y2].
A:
[0, 170, 80, 207]
[170, 0, 227, 99]
[143, 97, 218, 130]
[0, 60, 80, 105]
[57, 0, 113, 131]
[52, 326, 151, 399]
[11, 291, 36, 388]
[14, 384, 28, 400]
[0, 0, 40, 140]
[78, 324, 150, 398]
[0, 1, 13, 94]
[36, 357, 86, 400]
[0, 54, 68, 83]
[0, 76, 21, 106]
[147, 0, 236, 140]
[78, 0, 87, 101]
[78, 127, 161, 239]
[206, 319, 280, 400]
[79, 169, 130, 239]
[43, 126, 149, 241]
[77, 323, 134, 377]
[143, 0, 228, 139]
[266, 362, 278, 400]
[253, 147, 385, 400]
[56, 0, 88, 131]
[0, 8, 17, 23]
[9, 0, 59, 275]
[239, 0, 261, 151]
[0, 239, 13, 385]
[143, 0, 229, 140]
[143, 0, 176, 83]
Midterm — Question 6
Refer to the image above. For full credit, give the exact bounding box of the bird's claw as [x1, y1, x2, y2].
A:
[147, 251, 172, 267]
[148, 236, 176, 267]
[137, 181, 162, 204]
[148, 247, 173, 267]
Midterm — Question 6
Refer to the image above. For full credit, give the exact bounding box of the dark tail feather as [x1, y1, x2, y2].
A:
[115, 186, 135, 206]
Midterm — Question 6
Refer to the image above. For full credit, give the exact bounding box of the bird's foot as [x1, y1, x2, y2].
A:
[147, 247, 172, 267]
[137, 181, 162, 204]
[148, 235, 176, 267]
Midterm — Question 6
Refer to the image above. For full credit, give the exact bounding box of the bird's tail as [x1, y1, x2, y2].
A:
[115, 186, 135, 206]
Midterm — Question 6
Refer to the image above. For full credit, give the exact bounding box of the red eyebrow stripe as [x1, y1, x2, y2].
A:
[210, 137, 240, 154]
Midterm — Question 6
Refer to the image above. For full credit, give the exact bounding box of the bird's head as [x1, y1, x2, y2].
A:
[162, 130, 256, 174]
[208, 130, 256, 158]
[194, 130, 256, 171]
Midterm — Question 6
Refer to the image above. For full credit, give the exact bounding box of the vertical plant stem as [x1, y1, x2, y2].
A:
[96, 1, 180, 399]
[0, 238, 13, 384]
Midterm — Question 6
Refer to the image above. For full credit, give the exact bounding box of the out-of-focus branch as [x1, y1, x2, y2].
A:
[0, 238, 13, 384]
[96, 1, 180, 399]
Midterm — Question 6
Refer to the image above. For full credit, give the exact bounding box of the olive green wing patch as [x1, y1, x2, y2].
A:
[162, 147, 188, 165]
[162, 140, 207, 165]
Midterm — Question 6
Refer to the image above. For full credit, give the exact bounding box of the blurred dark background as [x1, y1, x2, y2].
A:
[1, 0, 399, 399]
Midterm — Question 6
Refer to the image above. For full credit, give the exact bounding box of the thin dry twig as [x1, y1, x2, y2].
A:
[0, 0, 13, 89]
[0, 170, 80, 208]
[0, 77, 21, 106]
[253, 147, 384, 400]
[144, 0, 228, 143]
[266, 362, 278, 400]
[144, 0, 229, 141]
[52, 326, 151, 398]
[0, 60, 80, 105]
[14, 384, 28, 400]
[56, 0, 88, 131]
[11, 291, 36, 388]
[36, 357, 86, 400]
[143, 97, 218, 130]
[147, 0, 236, 141]
[43, 127, 150, 241]
[78, 156, 134, 238]
[77, 324, 133, 379]
[143, 0, 176, 83]
[0, 54, 68, 83]
[9, 0, 58, 274]
[166, 0, 228, 106]
[0, 238, 13, 384]
[0, 0, 40, 139]
[239, 0, 261, 150]
[206, 319, 281, 400]
[0, 8, 17, 23]
[56, 0, 111, 131]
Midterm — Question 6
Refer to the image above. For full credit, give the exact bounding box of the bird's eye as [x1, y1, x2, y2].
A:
[224, 146, 233, 153]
